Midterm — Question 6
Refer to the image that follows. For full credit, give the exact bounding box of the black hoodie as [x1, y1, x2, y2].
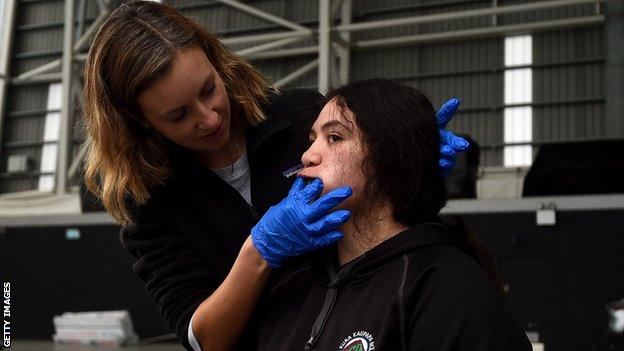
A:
[256, 222, 532, 351]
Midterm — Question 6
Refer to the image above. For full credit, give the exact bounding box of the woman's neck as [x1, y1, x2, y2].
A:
[196, 115, 247, 169]
[337, 202, 408, 265]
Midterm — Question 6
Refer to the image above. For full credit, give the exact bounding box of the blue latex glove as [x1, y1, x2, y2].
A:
[251, 177, 352, 268]
[436, 97, 471, 177]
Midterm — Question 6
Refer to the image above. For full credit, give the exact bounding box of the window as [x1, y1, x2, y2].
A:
[503, 35, 533, 167]
[39, 83, 62, 191]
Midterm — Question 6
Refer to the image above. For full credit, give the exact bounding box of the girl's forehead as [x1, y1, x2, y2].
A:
[315, 99, 355, 127]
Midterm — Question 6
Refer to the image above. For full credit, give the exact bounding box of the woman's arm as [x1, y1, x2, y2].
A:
[191, 237, 270, 351]
[192, 179, 352, 350]
[122, 178, 351, 351]
[121, 212, 236, 351]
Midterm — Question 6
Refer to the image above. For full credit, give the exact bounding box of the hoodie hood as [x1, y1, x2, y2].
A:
[259, 219, 531, 351]
[311, 221, 473, 289]
[297, 220, 476, 350]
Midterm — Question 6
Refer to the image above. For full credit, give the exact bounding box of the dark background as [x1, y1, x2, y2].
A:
[2, 209, 624, 351]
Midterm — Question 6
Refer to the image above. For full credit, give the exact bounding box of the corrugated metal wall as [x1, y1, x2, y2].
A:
[0, 0, 609, 193]
[533, 27, 605, 143]
[1, 0, 99, 193]
[347, 0, 507, 166]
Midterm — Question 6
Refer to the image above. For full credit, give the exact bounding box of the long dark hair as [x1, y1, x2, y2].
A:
[327, 79, 446, 226]
[327, 79, 504, 292]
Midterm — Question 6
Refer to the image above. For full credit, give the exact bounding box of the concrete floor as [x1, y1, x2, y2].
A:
[8, 341, 185, 351]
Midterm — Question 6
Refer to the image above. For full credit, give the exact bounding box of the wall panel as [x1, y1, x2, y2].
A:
[0, 0, 610, 192]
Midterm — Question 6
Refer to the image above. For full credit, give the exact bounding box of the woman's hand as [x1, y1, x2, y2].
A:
[436, 98, 470, 177]
[251, 177, 352, 268]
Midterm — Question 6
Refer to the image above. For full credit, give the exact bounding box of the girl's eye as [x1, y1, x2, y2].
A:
[328, 134, 342, 143]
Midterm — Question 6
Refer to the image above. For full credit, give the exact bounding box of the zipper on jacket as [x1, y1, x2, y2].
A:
[248, 203, 259, 220]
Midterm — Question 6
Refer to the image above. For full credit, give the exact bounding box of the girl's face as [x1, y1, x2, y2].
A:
[299, 99, 367, 210]
[137, 45, 232, 154]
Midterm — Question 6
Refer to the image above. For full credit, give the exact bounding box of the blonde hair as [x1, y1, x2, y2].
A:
[83, 0, 274, 226]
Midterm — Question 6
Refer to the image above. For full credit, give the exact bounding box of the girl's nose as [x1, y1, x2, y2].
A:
[301, 143, 321, 167]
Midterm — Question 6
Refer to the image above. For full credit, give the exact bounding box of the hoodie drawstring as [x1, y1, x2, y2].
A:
[304, 265, 340, 350]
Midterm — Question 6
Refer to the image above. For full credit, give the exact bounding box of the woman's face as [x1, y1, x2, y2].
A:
[299, 99, 367, 209]
[137, 45, 232, 153]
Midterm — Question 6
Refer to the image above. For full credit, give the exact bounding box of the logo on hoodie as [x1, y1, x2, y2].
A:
[338, 330, 375, 351]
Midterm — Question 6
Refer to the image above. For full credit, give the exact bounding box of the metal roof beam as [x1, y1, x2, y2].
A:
[354, 16, 605, 50]
[222, 30, 311, 46]
[318, 0, 332, 94]
[73, 10, 110, 53]
[56, 0, 76, 195]
[216, 0, 312, 33]
[13, 59, 62, 82]
[236, 36, 310, 57]
[336, 0, 604, 33]
[0, 0, 18, 160]
[273, 59, 319, 89]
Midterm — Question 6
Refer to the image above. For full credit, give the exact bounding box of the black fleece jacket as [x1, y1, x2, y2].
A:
[257, 222, 532, 351]
[120, 89, 324, 350]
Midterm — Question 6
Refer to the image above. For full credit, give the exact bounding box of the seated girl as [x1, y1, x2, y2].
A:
[255, 79, 531, 351]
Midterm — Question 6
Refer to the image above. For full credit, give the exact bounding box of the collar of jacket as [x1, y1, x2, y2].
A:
[168, 109, 294, 180]
[309, 220, 472, 289]
[245, 109, 293, 158]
